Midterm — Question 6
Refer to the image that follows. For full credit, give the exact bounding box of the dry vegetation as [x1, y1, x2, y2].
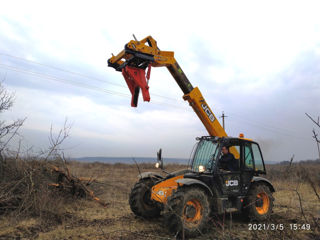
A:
[0, 84, 319, 239]
[0, 160, 319, 240]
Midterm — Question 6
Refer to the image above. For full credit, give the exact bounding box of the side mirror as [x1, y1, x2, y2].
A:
[155, 148, 164, 169]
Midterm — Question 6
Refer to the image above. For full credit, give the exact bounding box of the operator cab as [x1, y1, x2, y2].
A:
[189, 136, 266, 197]
[191, 136, 266, 174]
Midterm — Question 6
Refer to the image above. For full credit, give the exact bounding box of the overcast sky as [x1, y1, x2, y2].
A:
[0, 0, 319, 162]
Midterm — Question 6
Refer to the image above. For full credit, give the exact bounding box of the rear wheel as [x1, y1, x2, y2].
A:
[129, 178, 161, 218]
[164, 187, 210, 237]
[244, 184, 274, 221]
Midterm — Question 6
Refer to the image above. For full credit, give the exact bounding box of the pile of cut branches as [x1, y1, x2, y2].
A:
[50, 163, 107, 206]
[0, 156, 107, 222]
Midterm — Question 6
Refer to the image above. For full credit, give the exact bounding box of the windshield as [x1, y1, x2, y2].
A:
[191, 140, 220, 172]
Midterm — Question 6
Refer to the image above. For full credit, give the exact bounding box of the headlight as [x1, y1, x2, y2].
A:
[157, 190, 164, 196]
[199, 165, 205, 173]
[155, 162, 160, 168]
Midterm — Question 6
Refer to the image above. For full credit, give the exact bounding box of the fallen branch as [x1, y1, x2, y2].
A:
[49, 165, 108, 207]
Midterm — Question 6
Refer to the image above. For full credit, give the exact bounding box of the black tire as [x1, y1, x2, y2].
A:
[164, 187, 210, 238]
[129, 178, 161, 218]
[244, 184, 274, 221]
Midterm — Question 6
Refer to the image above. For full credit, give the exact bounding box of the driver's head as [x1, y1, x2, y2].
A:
[221, 146, 229, 155]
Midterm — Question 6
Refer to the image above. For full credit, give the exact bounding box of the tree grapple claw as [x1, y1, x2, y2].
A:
[122, 65, 151, 107]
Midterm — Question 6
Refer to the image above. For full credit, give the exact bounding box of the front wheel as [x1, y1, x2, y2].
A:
[129, 178, 161, 218]
[164, 187, 210, 237]
[244, 184, 274, 221]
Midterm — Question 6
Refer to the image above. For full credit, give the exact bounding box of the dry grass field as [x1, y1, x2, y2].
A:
[0, 160, 319, 240]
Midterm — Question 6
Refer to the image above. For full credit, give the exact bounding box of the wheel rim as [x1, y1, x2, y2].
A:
[183, 199, 202, 224]
[255, 192, 269, 215]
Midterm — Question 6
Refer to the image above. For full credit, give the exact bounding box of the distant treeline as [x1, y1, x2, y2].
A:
[73, 156, 320, 165]
[278, 158, 320, 165]
[72, 156, 190, 164]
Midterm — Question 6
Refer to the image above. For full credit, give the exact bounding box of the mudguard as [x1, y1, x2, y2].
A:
[138, 172, 163, 180]
[252, 176, 275, 192]
[176, 178, 214, 196]
[166, 169, 192, 178]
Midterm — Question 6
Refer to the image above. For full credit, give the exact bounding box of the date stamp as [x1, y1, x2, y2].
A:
[248, 223, 311, 231]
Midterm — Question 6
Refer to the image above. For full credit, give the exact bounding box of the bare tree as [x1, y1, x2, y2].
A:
[43, 119, 71, 161]
[305, 113, 320, 160]
[0, 82, 25, 159]
[305, 113, 320, 209]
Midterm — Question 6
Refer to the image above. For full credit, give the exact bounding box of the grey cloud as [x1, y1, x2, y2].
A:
[1, 15, 320, 162]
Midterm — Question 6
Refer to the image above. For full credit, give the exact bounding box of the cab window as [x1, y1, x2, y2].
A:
[192, 140, 219, 172]
[244, 143, 253, 169]
[252, 143, 265, 172]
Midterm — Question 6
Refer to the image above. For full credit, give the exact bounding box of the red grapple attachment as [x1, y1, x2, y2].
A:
[122, 64, 151, 107]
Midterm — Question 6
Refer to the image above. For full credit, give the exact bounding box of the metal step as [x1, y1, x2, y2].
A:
[225, 208, 238, 213]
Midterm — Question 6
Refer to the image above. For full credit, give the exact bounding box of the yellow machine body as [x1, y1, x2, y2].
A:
[108, 36, 242, 204]
[150, 175, 183, 204]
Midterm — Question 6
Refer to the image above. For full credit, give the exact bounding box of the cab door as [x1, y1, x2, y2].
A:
[218, 172, 241, 196]
[251, 142, 266, 174]
[240, 141, 256, 195]
[216, 144, 241, 196]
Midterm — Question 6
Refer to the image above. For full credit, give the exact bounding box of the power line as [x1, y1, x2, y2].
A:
[0, 63, 129, 97]
[227, 115, 310, 140]
[227, 112, 303, 137]
[213, 106, 304, 138]
[0, 52, 178, 102]
[2, 52, 302, 135]
[0, 63, 189, 110]
[0, 59, 309, 140]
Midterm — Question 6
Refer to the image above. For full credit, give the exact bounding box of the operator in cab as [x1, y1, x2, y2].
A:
[219, 145, 238, 171]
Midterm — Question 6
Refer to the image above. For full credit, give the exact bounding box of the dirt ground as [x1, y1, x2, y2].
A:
[0, 161, 319, 240]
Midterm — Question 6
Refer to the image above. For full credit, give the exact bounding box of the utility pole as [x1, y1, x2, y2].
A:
[220, 111, 228, 130]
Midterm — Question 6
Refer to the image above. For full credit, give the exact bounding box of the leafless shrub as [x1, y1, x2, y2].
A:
[0, 82, 25, 155]
[305, 113, 320, 203]
[0, 83, 105, 224]
[0, 158, 72, 223]
[306, 112, 320, 160]
[0, 120, 108, 227]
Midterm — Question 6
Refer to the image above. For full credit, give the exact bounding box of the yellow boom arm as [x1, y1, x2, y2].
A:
[108, 36, 227, 138]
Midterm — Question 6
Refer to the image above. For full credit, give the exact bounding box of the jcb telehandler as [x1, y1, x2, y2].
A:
[108, 36, 275, 237]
